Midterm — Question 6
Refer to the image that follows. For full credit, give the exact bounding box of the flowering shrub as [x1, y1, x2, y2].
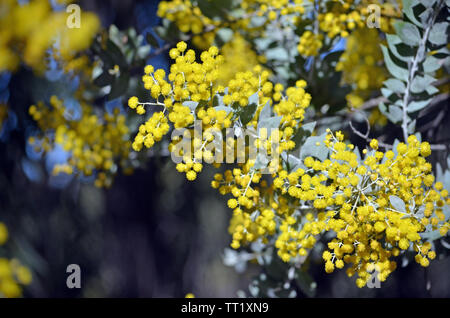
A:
[0, 0, 449, 297]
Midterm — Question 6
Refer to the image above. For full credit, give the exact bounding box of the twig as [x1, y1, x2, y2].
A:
[400, 0, 444, 142]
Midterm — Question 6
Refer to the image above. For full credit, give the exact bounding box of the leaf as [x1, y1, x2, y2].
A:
[265, 47, 289, 61]
[407, 98, 432, 113]
[106, 39, 126, 68]
[259, 100, 271, 120]
[410, 75, 436, 94]
[402, 0, 423, 28]
[291, 121, 316, 150]
[421, 229, 443, 241]
[407, 119, 416, 134]
[93, 72, 113, 87]
[384, 78, 406, 93]
[197, 0, 232, 19]
[386, 34, 415, 62]
[239, 103, 257, 125]
[423, 55, 442, 72]
[381, 88, 394, 99]
[109, 73, 129, 100]
[215, 105, 233, 115]
[387, 105, 403, 123]
[252, 153, 269, 170]
[258, 116, 282, 131]
[183, 101, 198, 112]
[426, 85, 439, 95]
[146, 32, 160, 48]
[381, 45, 409, 81]
[394, 21, 421, 46]
[300, 133, 329, 161]
[419, 8, 433, 26]
[429, 22, 448, 46]
[389, 195, 407, 213]
[248, 91, 259, 106]
[215, 28, 233, 45]
[249, 16, 267, 28]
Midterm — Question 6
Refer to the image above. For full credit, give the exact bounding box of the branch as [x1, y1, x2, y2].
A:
[401, 0, 444, 142]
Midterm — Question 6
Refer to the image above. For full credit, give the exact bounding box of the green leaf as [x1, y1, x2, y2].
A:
[93, 72, 113, 87]
[106, 39, 126, 68]
[407, 98, 432, 113]
[291, 121, 316, 150]
[146, 32, 160, 48]
[109, 73, 129, 100]
[197, 0, 232, 19]
[394, 21, 421, 46]
[384, 78, 406, 93]
[381, 45, 409, 81]
[389, 195, 407, 213]
[240, 103, 257, 125]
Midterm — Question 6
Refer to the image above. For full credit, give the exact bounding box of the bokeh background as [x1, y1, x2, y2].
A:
[0, 0, 449, 297]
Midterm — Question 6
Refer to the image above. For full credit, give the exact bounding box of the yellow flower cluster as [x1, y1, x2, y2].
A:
[131, 43, 313, 182]
[0, 222, 32, 298]
[157, 0, 306, 50]
[29, 96, 132, 187]
[0, 0, 100, 73]
[130, 41, 449, 288]
[157, 0, 218, 50]
[273, 132, 449, 287]
[243, 0, 305, 21]
[297, 31, 323, 57]
[336, 28, 387, 108]
[318, 0, 400, 38]
[318, 5, 364, 38]
[217, 34, 267, 86]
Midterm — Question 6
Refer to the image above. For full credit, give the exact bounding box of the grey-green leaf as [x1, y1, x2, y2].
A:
[300, 133, 329, 161]
[402, 0, 423, 28]
[381, 45, 409, 81]
[410, 75, 436, 94]
[394, 21, 421, 46]
[389, 195, 407, 213]
[423, 55, 442, 72]
[429, 22, 448, 46]
[387, 105, 403, 123]
[384, 78, 406, 93]
[407, 98, 432, 113]
[258, 115, 282, 130]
